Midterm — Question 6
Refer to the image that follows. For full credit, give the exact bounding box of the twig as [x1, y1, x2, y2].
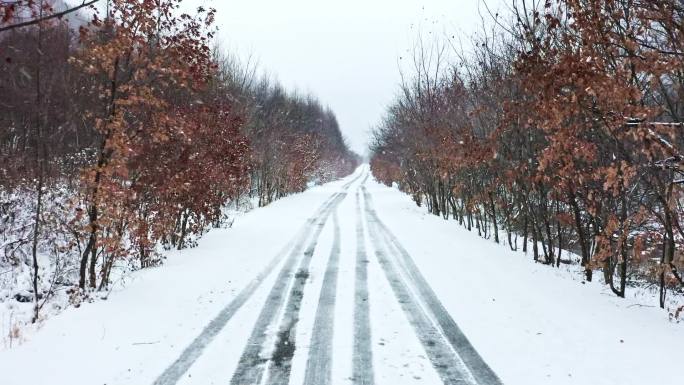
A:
[0, 0, 101, 33]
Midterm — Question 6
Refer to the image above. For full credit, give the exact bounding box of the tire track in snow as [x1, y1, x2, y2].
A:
[154, 198, 334, 385]
[361, 185, 503, 385]
[301, 210, 341, 385]
[378, 224, 503, 385]
[153, 171, 362, 385]
[229, 194, 346, 385]
[351, 187, 375, 385]
[263, 207, 344, 385]
[230, 170, 363, 385]
[363, 189, 474, 385]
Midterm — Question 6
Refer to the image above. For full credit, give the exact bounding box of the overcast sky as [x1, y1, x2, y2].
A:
[191, 0, 504, 155]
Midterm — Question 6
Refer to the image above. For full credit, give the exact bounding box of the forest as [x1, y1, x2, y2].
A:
[0, 0, 357, 322]
[370, 0, 684, 309]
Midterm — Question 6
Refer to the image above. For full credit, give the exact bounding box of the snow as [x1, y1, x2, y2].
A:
[365, 176, 683, 385]
[0, 165, 681, 385]
[365, 236, 444, 385]
[0, 175, 349, 384]
[0, 185, 80, 342]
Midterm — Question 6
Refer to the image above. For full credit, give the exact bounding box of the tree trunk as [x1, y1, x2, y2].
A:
[79, 56, 119, 289]
[489, 191, 499, 244]
[522, 213, 528, 253]
[569, 190, 592, 281]
[31, 173, 43, 322]
[31, 9, 45, 323]
[177, 210, 190, 250]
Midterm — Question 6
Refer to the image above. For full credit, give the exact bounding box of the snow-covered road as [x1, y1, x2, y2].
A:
[0, 165, 681, 385]
[155, 167, 499, 385]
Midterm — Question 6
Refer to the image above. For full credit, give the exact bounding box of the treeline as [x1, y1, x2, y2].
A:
[231, 72, 356, 207]
[370, 0, 684, 308]
[0, 0, 356, 319]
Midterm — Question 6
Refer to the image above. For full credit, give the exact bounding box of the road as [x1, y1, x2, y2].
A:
[2, 165, 681, 385]
[154, 166, 502, 385]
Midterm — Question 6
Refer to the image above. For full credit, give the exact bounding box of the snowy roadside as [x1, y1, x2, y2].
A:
[366, 177, 683, 385]
[0, 188, 260, 350]
[0, 175, 354, 384]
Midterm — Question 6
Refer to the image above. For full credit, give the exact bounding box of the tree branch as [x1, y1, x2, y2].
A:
[0, 0, 100, 33]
